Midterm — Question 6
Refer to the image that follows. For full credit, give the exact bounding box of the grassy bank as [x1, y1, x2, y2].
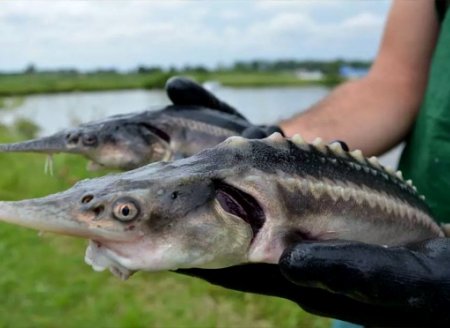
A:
[0, 125, 330, 327]
[0, 71, 340, 96]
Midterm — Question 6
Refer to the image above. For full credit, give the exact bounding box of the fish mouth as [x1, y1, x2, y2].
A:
[85, 240, 135, 280]
[215, 181, 265, 240]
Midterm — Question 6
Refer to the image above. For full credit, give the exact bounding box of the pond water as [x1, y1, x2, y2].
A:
[0, 86, 330, 134]
[0, 86, 401, 166]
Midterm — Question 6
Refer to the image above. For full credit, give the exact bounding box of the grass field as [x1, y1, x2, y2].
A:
[0, 71, 340, 96]
[0, 124, 331, 328]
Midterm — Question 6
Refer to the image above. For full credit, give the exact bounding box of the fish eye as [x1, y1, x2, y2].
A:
[112, 200, 140, 222]
[82, 134, 98, 146]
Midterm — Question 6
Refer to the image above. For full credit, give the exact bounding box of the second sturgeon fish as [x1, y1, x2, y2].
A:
[0, 77, 278, 171]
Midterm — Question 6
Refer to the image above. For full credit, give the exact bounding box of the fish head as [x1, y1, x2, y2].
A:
[0, 159, 258, 279]
[0, 115, 172, 170]
[72, 120, 173, 170]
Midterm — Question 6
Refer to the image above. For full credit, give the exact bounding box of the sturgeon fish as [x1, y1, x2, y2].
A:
[0, 133, 443, 279]
[0, 77, 278, 171]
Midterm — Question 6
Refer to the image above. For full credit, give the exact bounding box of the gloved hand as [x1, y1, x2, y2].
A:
[179, 238, 450, 327]
[166, 76, 284, 138]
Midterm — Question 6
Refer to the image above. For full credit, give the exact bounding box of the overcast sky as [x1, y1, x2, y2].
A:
[0, 1, 392, 72]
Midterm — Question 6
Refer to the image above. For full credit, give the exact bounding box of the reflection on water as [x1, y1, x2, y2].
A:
[0, 86, 401, 166]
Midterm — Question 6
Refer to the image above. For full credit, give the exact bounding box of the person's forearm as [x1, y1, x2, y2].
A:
[280, 0, 438, 157]
[280, 75, 423, 156]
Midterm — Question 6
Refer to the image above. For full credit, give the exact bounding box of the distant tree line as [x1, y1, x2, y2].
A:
[1, 59, 372, 76]
[232, 59, 371, 75]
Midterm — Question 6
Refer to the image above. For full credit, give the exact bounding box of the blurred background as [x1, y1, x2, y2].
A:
[0, 1, 391, 327]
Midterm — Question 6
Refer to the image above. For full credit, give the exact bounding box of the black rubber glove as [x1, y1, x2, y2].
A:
[180, 238, 450, 327]
[165, 76, 284, 138]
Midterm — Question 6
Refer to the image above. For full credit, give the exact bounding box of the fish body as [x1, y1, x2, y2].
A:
[0, 133, 442, 279]
[126, 104, 252, 160]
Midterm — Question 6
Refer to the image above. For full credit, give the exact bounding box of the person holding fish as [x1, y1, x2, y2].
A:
[0, 1, 447, 327]
[185, 1, 450, 326]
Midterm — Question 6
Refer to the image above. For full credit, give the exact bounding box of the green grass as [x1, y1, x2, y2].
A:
[0, 71, 339, 96]
[0, 72, 171, 96]
[0, 126, 331, 327]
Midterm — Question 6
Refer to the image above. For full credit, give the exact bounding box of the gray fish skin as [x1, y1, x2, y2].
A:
[0, 106, 252, 171]
[0, 133, 443, 279]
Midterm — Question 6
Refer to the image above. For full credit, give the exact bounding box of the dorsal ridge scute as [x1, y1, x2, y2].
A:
[281, 134, 421, 200]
